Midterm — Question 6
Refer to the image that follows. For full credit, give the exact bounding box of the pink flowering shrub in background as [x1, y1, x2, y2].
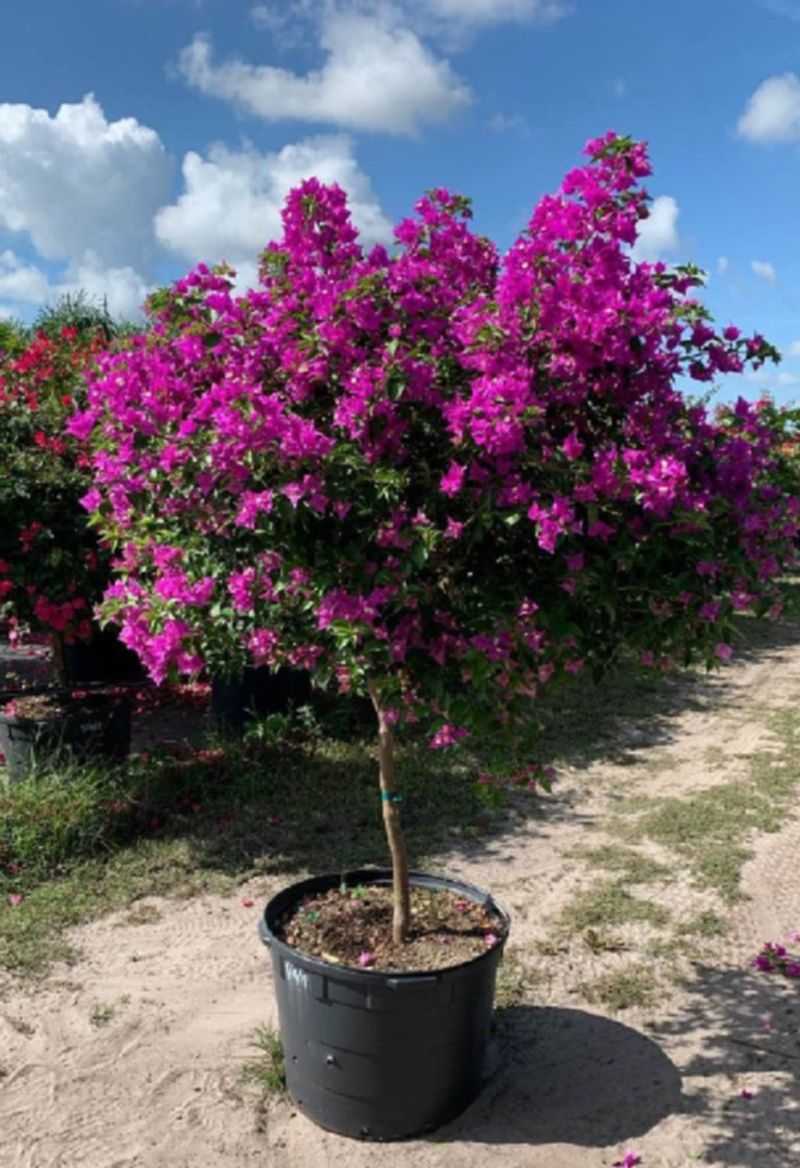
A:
[73, 133, 798, 940]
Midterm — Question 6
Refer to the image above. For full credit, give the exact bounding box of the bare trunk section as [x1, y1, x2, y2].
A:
[50, 632, 68, 688]
[368, 681, 411, 945]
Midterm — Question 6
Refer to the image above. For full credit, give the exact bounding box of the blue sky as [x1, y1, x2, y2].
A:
[1, 0, 799, 401]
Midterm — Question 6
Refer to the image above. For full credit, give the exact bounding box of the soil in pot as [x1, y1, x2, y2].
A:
[275, 882, 504, 972]
[0, 690, 131, 782]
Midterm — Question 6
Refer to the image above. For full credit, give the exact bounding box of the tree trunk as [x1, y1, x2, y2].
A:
[50, 632, 68, 688]
[368, 681, 411, 945]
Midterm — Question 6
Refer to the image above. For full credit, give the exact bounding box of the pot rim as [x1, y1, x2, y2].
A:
[0, 692, 131, 725]
[260, 867, 510, 984]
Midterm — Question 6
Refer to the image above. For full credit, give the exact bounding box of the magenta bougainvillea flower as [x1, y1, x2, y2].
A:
[73, 134, 797, 740]
[612, 1152, 642, 1167]
[751, 939, 800, 977]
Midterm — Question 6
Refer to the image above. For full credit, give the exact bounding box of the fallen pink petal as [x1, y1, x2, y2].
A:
[8, 893, 23, 907]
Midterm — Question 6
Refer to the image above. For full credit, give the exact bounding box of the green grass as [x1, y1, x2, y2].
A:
[576, 963, 658, 1010]
[554, 677, 800, 1000]
[559, 880, 669, 932]
[615, 739, 800, 902]
[89, 995, 128, 1028]
[242, 1026, 286, 1098]
[678, 910, 729, 938]
[0, 835, 237, 975]
[581, 927, 628, 953]
[494, 948, 544, 1010]
[0, 763, 147, 884]
[122, 903, 162, 926]
[571, 843, 672, 884]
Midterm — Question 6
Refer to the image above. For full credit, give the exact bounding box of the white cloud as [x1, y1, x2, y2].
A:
[788, 340, 800, 357]
[0, 248, 148, 320]
[0, 94, 173, 268]
[746, 367, 800, 390]
[177, 8, 471, 136]
[250, 3, 284, 31]
[0, 250, 51, 304]
[250, 0, 567, 40]
[488, 112, 528, 133]
[67, 253, 149, 319]
[0, 91, 395, 317]
[631, 195, 680, 261]
[738, 73, 800, 143]
[0, 94, 170, 317]
[155, 135, 392, 280]
[248, 1, 317, 45]
[717, 256, 729, 275]
[751, 259, 778, 283]
[419, 0, 566, 25]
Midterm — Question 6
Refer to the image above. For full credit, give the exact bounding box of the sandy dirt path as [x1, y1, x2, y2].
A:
[2, 629, 800, 1168]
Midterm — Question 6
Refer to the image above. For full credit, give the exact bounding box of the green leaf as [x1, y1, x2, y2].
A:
[410, 543, 428, 569]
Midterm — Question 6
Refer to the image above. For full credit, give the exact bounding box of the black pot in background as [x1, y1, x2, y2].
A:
[0, 693, 132, 783]
[211, 665, 311, 735]
[64, 625, 146, 685]
[259, 869, 509, 1141]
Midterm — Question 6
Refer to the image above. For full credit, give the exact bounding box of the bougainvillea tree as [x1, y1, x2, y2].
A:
[74, 133, 798, 941]
[0, 322, 114, 679]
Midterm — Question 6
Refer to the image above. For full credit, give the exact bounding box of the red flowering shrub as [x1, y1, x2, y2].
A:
[0, 324, 112, 664]
[75, 134, 799, 939]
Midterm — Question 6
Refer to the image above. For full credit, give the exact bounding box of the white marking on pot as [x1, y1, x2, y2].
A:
[284, 961, 309, 992]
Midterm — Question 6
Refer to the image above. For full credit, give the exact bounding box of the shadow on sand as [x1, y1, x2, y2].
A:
[441, 1005, 682, 1147]
[649, 962, 800, 1167]
[440, 963, 799, 1165]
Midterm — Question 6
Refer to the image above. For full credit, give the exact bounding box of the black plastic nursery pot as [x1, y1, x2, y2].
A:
[259, 869, 509, 1141]
[211, 665, 311, 735]
[0, 693, 132, 783]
